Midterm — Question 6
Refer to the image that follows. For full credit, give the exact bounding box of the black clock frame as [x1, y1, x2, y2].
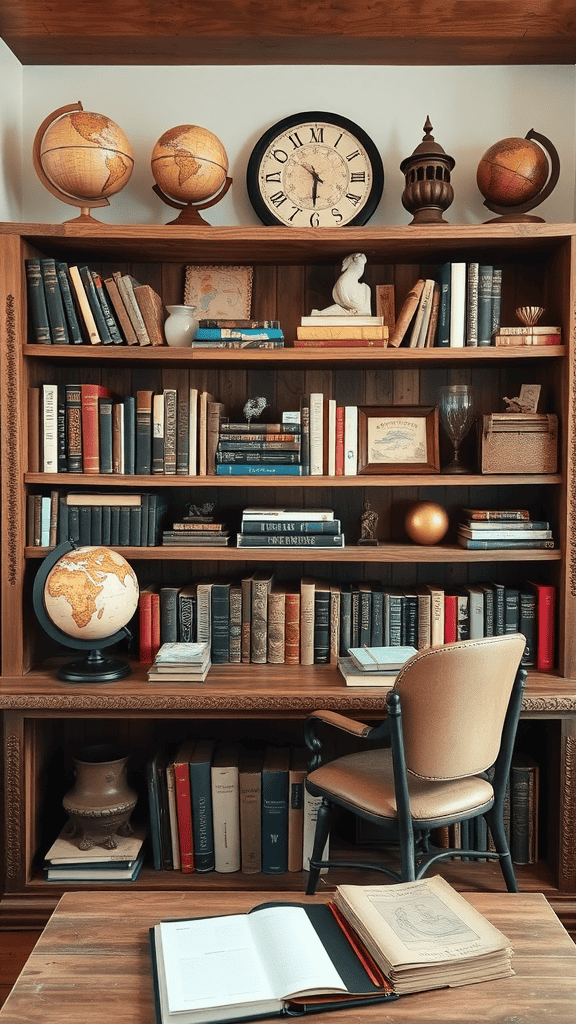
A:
[246, 110, 384, 227]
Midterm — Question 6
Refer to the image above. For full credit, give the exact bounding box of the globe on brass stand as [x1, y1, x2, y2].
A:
[151, 124, 232, 225]
[438, 385, 477, 474]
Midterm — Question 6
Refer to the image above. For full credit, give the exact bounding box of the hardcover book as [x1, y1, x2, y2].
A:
[261, 746, 290, 874]
[188, 738, 216, 872]
[239, 748, 264, 873]
[210, 743, 241, 873]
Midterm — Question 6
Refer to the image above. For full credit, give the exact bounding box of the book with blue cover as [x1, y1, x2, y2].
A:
[348, 645, 417, 672]
[154, 642, 210, 665]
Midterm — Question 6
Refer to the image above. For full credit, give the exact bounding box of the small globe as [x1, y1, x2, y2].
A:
[404, 501, 449, 546]
[43, 546, 139, 642]
[39, 109, 134, 202]
[151, 124, 228, 205]
[476, 137, 549, 208]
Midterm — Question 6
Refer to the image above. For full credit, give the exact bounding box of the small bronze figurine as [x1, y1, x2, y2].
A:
[358, 499, 379, 545]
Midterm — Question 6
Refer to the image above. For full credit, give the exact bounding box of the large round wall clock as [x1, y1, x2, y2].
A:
[246, 111, 384, 227]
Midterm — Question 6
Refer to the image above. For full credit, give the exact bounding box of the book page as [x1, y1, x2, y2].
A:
[250, 905, 346, 997]
[335, 877, 511, 968]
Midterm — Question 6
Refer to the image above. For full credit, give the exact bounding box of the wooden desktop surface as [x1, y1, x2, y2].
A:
[1, 890, 575, 1023]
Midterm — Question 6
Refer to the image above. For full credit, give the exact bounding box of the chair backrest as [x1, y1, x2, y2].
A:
[391, 633, 526, 781]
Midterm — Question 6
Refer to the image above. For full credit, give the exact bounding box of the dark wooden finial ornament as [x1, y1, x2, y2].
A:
[400, 117, 455, 225]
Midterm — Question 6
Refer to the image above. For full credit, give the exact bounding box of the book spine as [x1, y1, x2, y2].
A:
[309, 392, 324, 475]
[68, 265, 101, 344]
[139, 591, 154, 663]
[436, 262, 451, 347]
[57, 385, 67, 473]
[98, 397, 113, 474]
[79, 266, 112, 343]
[444, 594, 458, 643]
[241, 518, 340, 534]
[251, 575, 271, 664]
[491, 267, 502, 335]
[176, 386, 190, 475]
[519, 589, 536, 666]
[135, 390, 153, 475]
[215, 463, 303, 475]
[42, 383, 58, 472]
[239, 759, 262, 873]
[335, 405, 345, 475]
[241, 573, 253, 664]
[261, 752, 289, 873]
[40, 258, 69, 344]
[123, 395, 135, 474]
[466, 261, 479, 346]
[285, 591, 301, 665]
[236, 533, 343, 547]
[459, 538, 555, 549]
[531, 583, 555, 671]
[91, 505, 103, 545]
[81, 384, 111, 474]
[477, 264, 494, 346]
[178, 593, 195, 643]
[449, 262, 466, 347]
[511, 757, 539, 864]
[229, 584, 242, 664]
[163, 388, 178, 475]
[57, 264, 83, 343]
[267, 589, 286, 664]
[504, 587, 520, 633]
[25, 258, 51, 344]
[173, 758, 195, 873]
[216, 450, 300, 464]
[91, 271, 123, 343]
[211, 758, 241, 872]
[300, 579, 315, 666]
[288, 764, 306, 872]
[103, 276, 138, 345]
[165, 762, 181, 871]
[343, 405, 358, 475]
[294, 337, 387, 347]
[112, 404, 124, 474]
[160, 587, 180, 644]
[196, 584, 212, 646]
[339, 586, 352, 657]
[152, 393, 165, 474]
[313, 587, 330, 664]
[211, 584, 230, 664]
[189, 745, 216, 871]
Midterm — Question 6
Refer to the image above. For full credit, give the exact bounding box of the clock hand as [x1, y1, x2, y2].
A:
[312, 176, 318, 206]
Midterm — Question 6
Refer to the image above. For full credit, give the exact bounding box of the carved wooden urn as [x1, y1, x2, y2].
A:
[400, 117, 455, 225]
[62, 744, 137, 850]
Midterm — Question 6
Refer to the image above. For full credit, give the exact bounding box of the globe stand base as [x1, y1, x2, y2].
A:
[483, 212, 545, 224]
[152, 178, 232, 226]
[57, 648, 131, 684]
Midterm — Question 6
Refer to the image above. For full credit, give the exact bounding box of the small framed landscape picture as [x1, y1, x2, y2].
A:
[358, 405, 440, 474]
[184, 264, 253, 319]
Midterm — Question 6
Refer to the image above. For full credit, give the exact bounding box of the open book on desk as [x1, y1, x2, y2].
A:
[149, 901, 396, 1024]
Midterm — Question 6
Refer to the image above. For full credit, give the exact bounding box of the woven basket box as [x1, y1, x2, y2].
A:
[478, 413, 558, 474]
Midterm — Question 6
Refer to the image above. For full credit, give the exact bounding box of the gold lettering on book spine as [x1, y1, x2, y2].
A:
[5, 732, 22, 879]
[5, 296, 19, 585]
[562, 734, 576, 883]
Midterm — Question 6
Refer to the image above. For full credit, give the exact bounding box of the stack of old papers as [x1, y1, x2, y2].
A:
[333, 875, 514, 994]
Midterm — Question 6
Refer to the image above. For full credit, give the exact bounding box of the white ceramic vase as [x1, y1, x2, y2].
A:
[164, 304, 198, 346]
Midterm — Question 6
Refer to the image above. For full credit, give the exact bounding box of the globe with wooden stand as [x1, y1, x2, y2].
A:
[476, 129, 560, 223]
[33, 100, 134, 223]
[151, 124, 232, 225]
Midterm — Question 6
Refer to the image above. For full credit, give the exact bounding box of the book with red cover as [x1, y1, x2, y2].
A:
[527, 581, 555, 671]
[139, 584, 159, 663]
[81, 383, 112, 473]
[334, 406, 345, 476]
[444, 593, 458, 644]
[172, 740, 196, 874]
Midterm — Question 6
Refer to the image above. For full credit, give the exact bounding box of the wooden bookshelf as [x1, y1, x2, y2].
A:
[1, 221, 575, 927]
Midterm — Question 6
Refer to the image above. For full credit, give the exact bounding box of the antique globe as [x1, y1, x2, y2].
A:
[33, 542, 139, 682]
[151, 124, 231, 223]
[34, 101, 134, 219]
[477, 137, 548, 207]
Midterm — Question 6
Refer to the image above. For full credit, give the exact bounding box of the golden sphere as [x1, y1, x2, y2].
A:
[151, 124, 228, 204]
[404, 501, 449, 545]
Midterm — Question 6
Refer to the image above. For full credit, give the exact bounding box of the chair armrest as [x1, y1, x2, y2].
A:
[304, 710, 388, 769]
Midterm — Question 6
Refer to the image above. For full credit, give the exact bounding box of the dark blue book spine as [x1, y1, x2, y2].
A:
[129, 506, 142, 546]
[519, 589, 536, 666]
[477, 265, 494, 346]
[358, 588, 372, 648]
[189, 742, 216, 871]
[101, 504, 111, 546]
[91, 270, 123, 343]
[436, 262, 451, 346]
[504, 587, 520, 633]
[123, 396, 136, 475]
[79, 266, 113, 344]
[57, 495, 69, 544]
[211, 583, 231, 663]
[119, 506, 131, 545]
[110, 506, 120, 546]
[261, 750, 289, 873]
[98, 397, 114, 474]
[140, 493, 150, 546]
[160, 586, 180, 643]
[78, 505, 91, 545]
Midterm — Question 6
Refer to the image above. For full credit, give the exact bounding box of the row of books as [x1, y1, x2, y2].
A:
[195, 318, 285, 349]
[137, 571, 556, 672]
[236, 506, 345, 548]
[456, 510, 555, 550]
[44, 825, 148, 882]
[27, 491, 168, 548]
[31, 383, 225, 476]
[389, 262, 502, 348]
[26, 258, 165, 347]
[146, 741, 322, 875]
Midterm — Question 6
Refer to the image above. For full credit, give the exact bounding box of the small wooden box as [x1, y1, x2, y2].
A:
[478, 413, 558, 474]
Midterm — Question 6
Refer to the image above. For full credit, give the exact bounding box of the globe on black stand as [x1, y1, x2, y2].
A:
[33, 541, 139, 683]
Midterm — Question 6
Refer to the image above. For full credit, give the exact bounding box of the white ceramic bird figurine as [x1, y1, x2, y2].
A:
[311, 252, 371, 316]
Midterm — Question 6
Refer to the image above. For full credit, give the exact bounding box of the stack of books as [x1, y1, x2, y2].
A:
[338, 645, 417, 686]
[44, 824, 147, 882]
[237, 507, 344, 548]
[457, 507, 554, 550]
[216, 420, 302, 476]
[25, 258, 165, 347]
[147, 642, 211, 682]
[295, 313, 388, 348]
[162, 516, 230, 547]
[195, 318, 284, 348]
[493, 324, 562, 347]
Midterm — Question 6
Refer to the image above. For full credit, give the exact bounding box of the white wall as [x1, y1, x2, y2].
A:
[12, 63, 576, 226]
[0, 39, 23, 220]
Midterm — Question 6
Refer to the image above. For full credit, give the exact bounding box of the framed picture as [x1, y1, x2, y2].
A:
[358, 405, 440, 474]
[184, 265, 253, 319]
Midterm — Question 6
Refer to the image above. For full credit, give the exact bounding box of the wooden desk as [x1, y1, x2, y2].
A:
[1, 890, 575, 1023]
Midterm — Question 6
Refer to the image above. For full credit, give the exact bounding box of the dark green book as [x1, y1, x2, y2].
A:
[211, 582, 231, 664]
[119, 505, 131, 545]
[129, 506, 142, 546]
[313, 583, 331, 664]
[339, 583, 352, 657]
[160, 585, 181, 644]
[56, 262, 83, 344]
[261, 746, 290, 874]
[101, 504, 111, 546]
[189, 739, 216, 871]
[123, 396, 136, 475]
[90, 504, 103, 545]
[40, 258, 69, 344]
[25, 257, 51, 344]
[79, 265, 113, 344]
[504, 587, 520, 634]
[91, 270, 124, 343]
[78, 504, 91, 545]
[519, 589, 536, 666]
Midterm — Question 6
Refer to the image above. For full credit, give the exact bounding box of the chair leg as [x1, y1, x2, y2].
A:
[485, 809, 518, 893]
[305, 797, 332, 895]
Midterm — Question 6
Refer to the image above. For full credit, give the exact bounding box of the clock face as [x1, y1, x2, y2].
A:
[247, 111, 384, 227]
